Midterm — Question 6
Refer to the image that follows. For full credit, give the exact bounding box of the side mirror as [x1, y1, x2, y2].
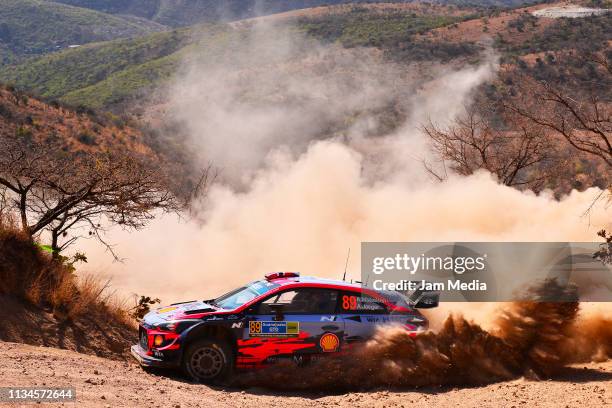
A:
[268, 303, 286, 321]
[405, 280, 440, 309]
[410, 291, 440, 309]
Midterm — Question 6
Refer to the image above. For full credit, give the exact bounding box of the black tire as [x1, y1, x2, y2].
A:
[182, 339, 233, 383]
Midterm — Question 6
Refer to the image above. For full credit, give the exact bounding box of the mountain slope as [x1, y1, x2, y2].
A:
[50, 0, 536, 27]
[0, 84, 152, 154]
[0, 4, 469, 110]
[3, 2, 607, 111]
[0, 28, 194, 105]
[49, 0, 411, 26]
[0, 0, 167, 65]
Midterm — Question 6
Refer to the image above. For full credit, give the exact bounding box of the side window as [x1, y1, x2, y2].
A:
[339, 291, 387, 314]
[255, 288, 339, 314]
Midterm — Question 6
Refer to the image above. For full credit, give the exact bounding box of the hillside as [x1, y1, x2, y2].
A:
[1, 2, 609, 112]
[0, 84, 152, 154]
[0, 27, 195, 108]
[50, 0, 420, 26]
[47, 0, 532, 27]
[0, 4, 474, 110]
[0, 0, 167, 65]
[419, 2, 610, 56]
[0, 223, 137, 361]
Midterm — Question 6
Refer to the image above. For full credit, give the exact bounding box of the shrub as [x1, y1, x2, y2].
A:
[0, 221, 131, 324]
[15, 126, 32, 139]
[0, 102, 11, 119]
[0, 226, 60, 303]
[77, 131, 97, 145]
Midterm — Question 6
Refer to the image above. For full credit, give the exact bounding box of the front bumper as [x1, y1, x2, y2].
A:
[130, 345, 178, 368]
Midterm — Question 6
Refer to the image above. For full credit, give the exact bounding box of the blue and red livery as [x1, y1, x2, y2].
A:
[131, 272, 437, 382]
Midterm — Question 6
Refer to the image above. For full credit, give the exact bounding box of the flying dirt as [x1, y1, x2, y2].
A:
[1, 342, 609, 407]
[2, 281, 610, 407]
[0, 4, 611, 408]
[233, 280, 612, 391]
[66, 16, 611, 402]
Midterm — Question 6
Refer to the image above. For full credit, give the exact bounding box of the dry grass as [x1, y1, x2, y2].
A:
[57, 273, 134, 326]
[0, 218, 134, 326]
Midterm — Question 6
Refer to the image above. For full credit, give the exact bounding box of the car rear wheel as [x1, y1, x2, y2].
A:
[183, 339, 232, 383]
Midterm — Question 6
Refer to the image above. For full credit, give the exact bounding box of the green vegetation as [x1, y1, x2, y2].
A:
[297, 7, 482, 62]
[500, 13, 611, 57]
[51, 0, 537, 27]
[51, 0, 384, 27]
[0, 28, 193, 104]
[49, 0, 448, 27]
[3, 3, 606, 111]
[0, 0, 166, 64]
[495, 13, 612, 90]
[49, 0, 160, 19]
[0, 6, 481, 110]
[60, 50, 185, 108]
[394, 41, 482, 63]
[0, 24, 239, 109]
[298, 8, 468, 49]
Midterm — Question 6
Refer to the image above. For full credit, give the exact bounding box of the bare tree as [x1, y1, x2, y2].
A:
[0, 134, 180, 258]
[422, 102, 558, 189]
[504, 52, 611, 167]
[594, 229, 612, 265]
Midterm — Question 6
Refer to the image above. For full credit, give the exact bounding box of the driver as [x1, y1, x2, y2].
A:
[291, 290, 332, 312]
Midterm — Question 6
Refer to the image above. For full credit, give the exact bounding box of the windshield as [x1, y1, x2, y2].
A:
[214, 280, 280, 310]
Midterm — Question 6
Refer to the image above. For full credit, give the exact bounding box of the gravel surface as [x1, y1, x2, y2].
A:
[0, 341, 610, 407]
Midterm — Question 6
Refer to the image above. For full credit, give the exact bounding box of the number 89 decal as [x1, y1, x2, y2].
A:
[249, 321, 262, 334]
[342, 295, 357, 310]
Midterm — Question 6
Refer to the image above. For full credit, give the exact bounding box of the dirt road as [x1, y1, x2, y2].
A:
[0, 341, 610, 407]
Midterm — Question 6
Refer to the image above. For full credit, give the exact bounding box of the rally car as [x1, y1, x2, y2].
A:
[131, 272, 438, 383]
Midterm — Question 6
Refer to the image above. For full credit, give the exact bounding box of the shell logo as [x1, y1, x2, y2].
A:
[319, 332, 340, 352]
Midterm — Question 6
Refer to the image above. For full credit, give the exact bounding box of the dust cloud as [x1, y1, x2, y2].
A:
[79, 21, 611, 312]
[236, 281, 612, 390]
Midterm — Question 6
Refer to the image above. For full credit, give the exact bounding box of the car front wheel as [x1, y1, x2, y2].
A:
[183, 339, 232, 383]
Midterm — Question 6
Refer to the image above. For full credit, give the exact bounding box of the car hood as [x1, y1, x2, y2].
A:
[144, 300, 221, 323]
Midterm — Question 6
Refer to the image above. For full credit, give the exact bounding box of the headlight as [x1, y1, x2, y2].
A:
[154, 319, 200, 333]
[155, 322, 177, 331]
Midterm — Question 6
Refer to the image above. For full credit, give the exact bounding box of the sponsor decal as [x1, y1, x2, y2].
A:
[365, 316, 391, 323]
[249, 321, 299, 337]
[319, 332, 340, 352]
[157, 307, 177, 314]
[183, 303, 208, 311]
[231, 322, 243, 328]
[320, 316, 336, 322]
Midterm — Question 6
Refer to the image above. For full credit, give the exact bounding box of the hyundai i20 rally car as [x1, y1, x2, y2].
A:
[131, 272, 438, 383]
